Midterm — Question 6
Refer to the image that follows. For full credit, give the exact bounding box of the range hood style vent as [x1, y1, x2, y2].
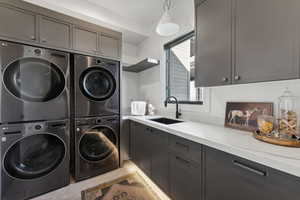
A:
[123, 58, 160, 73]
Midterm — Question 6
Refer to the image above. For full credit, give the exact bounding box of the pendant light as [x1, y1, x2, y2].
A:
[156, 0, 180, 36]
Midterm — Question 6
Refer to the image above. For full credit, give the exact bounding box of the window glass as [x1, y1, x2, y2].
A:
[166, 32, 203, 104]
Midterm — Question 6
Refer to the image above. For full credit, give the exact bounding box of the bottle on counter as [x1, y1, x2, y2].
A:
[278, 88, 299, 137]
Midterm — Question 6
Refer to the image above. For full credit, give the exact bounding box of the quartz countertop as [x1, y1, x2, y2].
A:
[124, 115, 300, 178]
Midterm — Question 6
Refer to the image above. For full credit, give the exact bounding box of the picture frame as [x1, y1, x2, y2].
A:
[225, 102, 273, 132]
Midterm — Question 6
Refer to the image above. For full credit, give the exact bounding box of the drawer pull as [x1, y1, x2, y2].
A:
[175, 142, 189, 151]
[233, 160, 266, 177]
[176, 156, 190, 166]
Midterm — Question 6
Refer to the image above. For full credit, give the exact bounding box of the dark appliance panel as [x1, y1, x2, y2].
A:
[74, 54, 120, 118]
[72, 116, 119, 181]
[0, 41, 70, 123]
[0, 120, 70, 200]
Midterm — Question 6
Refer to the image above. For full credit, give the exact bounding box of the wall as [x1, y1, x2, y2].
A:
[133, 0, 300, 125]
[121, 42, 141, 113]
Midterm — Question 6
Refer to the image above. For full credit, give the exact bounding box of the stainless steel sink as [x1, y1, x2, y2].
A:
[149, 117, 183, 125]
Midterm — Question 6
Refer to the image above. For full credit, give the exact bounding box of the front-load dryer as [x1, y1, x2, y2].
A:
[71, 116, 119, 181]
[0, 41, 70, 123]
[0, 120, 70, 200]
[73, 54, 120, 118]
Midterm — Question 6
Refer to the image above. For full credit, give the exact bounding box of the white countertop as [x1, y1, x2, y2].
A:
[124, 115, 300, 178]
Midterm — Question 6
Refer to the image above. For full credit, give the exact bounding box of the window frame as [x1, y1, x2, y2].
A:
[164, 31, 203, 105]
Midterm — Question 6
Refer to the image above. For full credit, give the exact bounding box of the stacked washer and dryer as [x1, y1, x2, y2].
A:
[71, 54, 120, 181]
[0, 42, 120, 200]
[0, 41, 70, 200]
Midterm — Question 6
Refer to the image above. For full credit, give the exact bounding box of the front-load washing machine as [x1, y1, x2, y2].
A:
[0, 120, 70, 200]
[73, 54, 120, 118]
[0, 41, 70, 123]
[71, 116, 119, 181]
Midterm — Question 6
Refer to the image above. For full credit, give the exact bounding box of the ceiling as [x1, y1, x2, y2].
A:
[86, 0, 164, 25]
[23, 0, 193, 45]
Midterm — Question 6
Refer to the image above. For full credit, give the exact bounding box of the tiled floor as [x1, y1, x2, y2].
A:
[32, 161, 170, 200]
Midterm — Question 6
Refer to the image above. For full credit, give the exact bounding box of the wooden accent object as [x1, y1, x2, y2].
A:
[253, 130, 300, 148]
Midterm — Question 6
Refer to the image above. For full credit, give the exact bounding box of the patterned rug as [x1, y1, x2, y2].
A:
[81, 173, 160, 200]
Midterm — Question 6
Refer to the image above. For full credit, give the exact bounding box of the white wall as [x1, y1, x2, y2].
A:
[131, 0, 300, 125]
[122, 42, 140, 113]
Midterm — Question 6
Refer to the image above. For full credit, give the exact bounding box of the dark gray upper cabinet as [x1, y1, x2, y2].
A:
[0, 0, 122, 60]
[100, 34, 120, 59]
[39, 16, 71, 49]
[234, 0, 300, 83]
[195, 0, 232, 87]
[0, 4, 36, 42]
[195, 0, 300, 86]
[73, 27, 98, 54]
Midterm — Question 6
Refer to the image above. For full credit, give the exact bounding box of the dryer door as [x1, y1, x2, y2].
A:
[79, 126, 117, 162]
[3, 134, 66, 180]
[79, 67, 116, 101]
[3, 57, 65, 102]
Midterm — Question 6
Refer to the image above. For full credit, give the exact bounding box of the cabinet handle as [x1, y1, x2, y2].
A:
[222, 77, 228, 82]
[234, 75, 241, 81]
[233, 160, 267, 176]
[176, 156, 190, 166]
[175, 142, 189, 151]
[30, 36, 36, 40]
[41, 39, 47, 43]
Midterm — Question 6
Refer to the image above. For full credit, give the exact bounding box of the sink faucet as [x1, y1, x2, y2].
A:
[164, 96, 182, 119]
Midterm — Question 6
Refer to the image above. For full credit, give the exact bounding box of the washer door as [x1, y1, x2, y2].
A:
[79, 126, 117, 162]
[79, 67, 116, 101]
[3, 134, 66, 180]
[3, 57, 65, 102]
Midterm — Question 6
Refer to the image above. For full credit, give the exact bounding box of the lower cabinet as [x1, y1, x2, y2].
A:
[130, 121, 300, 200]
[150, 129, 169, 193]
[130, 122, 151, 176]
[204, 146, 300, 200]
[169, 153, 202, 200]
[130, 121, 202, 199]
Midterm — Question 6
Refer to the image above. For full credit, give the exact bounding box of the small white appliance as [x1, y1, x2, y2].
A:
[131, 101, 147, 116]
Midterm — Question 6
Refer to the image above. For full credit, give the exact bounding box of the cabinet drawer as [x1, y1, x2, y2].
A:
[169, 135, 202, 163]
[169, 152, 202, 200]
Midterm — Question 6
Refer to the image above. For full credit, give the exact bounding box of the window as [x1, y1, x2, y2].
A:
[165, 31, 203, 104]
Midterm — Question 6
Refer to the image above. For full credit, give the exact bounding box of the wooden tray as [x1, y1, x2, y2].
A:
[253, 130, 300, 148]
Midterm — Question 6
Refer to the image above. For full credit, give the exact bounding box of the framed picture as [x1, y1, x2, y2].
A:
[225, 102, 273, 132]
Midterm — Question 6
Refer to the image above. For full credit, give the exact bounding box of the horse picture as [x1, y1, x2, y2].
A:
[225, 102, 273, 132]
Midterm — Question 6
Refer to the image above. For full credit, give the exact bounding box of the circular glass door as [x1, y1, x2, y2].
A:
[3, 57, 65, 102]
[79, 126, 117, 162]
[3, 134, 65, 180]
[79, 67, 116, 101]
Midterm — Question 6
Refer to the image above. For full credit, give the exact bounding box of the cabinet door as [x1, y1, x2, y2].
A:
[0, 4, 36, 42]
[266, 168, 300, 200]
[195, 0, 232, 87]
[120, 119, 130, 165]
[39, 16, 71, 49]
[74, 27, 98, 54]
[130, 122, 151, 176]
[204, 146, 270, 200]
[169, 153, 202, 200]
[100, 34, 120, 58]
[234, 0, 300, 83]
[150, 129, 169, 193]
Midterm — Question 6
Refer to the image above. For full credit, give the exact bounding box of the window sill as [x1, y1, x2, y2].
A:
[165, 100, 203, 105]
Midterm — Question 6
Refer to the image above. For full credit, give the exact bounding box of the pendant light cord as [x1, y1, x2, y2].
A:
[163, 0, 172, 12]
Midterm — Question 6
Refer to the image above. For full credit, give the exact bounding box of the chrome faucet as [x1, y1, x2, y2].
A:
[164, 96, 182, 119]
